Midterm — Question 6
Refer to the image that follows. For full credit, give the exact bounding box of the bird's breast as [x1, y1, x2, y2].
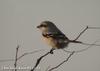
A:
[42, 36, 57, 48]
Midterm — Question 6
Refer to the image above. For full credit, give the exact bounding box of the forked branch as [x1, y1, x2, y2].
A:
[74, 26, 100, 41]
[48, 51, 75, 71]
[63, 39, 100, 53]
[0, 49, 45, 63]
[31, 48, 55, 71]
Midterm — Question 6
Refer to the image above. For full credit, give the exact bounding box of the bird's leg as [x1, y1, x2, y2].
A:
[50, 48, 55, 54]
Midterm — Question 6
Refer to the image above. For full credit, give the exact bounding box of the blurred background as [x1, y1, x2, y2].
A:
[0, 0, 100, 71]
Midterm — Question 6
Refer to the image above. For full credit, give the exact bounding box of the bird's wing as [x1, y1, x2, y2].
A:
[42, 32, 69, 40]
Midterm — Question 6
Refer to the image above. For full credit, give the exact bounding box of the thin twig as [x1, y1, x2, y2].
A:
[48, 51, 75, 71]
[0, 49, 45, 63]
[14, 45, 19, 71]
[0, 59, 14, 62]
[45, 66, 51, 71]
[79, 42, 100, 46]
[63, 39, 100, 53]
[17, 49, 45, 60]
[74, 26, 100, 41]
[88, 27, 100, 29]
[31, 48, 55, 71]
[74, 26, 88, 41]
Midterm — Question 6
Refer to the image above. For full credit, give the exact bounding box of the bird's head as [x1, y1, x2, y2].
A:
[37, 21, 57, 33]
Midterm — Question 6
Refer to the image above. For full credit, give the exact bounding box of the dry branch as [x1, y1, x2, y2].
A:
[14, 45, 19, 71]
[48, 51, 75, 71]
[31, 48, 55, 71]
[0, 49, 44, 63]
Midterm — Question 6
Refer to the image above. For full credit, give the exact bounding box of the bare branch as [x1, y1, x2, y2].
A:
[88, 27, 100, 29]
[79, 42, 100, 46]
[74, 26, 88, 40]
[14, 45, 19, 71]
[31, 48, 55, 71]
[17, 49, 45, 60]
[48, 51, 75, 71]
[0, 49, 45, 63]
[74, 26, 100, 41]
[63, 39, 100, 53]
[0, 59, 14, 63]
[45, 66, 51, 71]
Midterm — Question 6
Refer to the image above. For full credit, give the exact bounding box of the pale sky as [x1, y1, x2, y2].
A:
[0, 0, 100, 71]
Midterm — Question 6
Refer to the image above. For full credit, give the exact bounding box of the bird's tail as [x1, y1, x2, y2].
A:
[69, 40, 82, 43]
[69, 40, 100, 46]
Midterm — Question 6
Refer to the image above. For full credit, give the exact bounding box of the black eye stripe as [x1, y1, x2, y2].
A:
[40, 24, 47, 27]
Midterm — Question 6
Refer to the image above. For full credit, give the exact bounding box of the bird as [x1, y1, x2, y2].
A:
[37, 21, 82, 50]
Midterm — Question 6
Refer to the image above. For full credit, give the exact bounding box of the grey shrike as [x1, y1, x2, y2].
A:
[37, 21, 82, 50]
